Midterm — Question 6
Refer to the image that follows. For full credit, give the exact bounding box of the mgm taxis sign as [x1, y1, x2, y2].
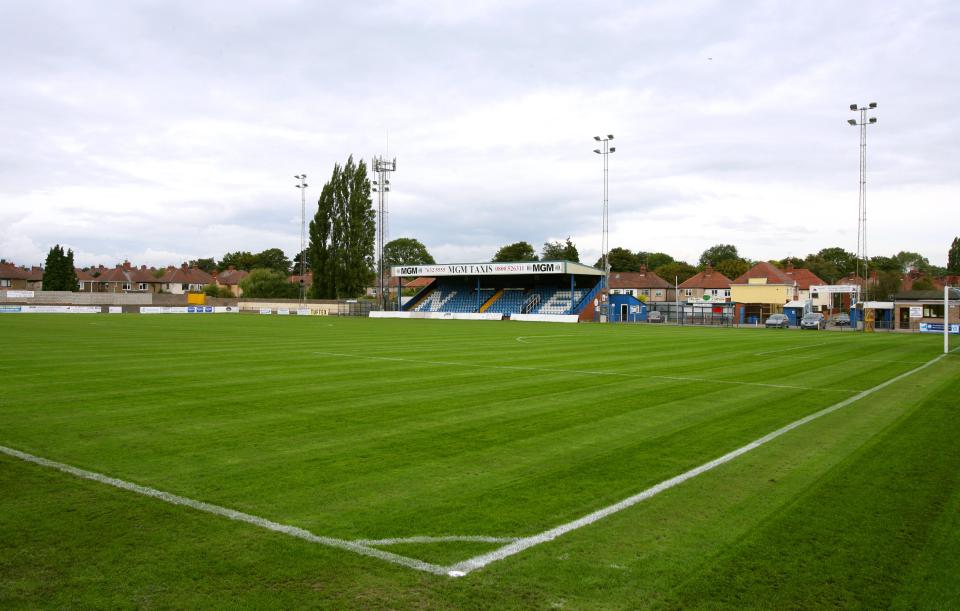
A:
[392, 261, 567, 277]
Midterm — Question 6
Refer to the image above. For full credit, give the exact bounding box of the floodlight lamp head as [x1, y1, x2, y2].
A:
[849, 104, 858, 111]
[607, 134, 614, 140]
[869, 117, 877, 123]
[594, 136, 601, 141]
[609, 146, 616, 152]
[869, 102, 877, 108]
[847, 119, 857, 125]
[593, 149, 602, 154]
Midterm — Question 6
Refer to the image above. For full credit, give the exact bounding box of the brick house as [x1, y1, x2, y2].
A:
[0, 262, 30, 290]
[608, 266, 674, 302]
[160, 264, 215, 294]
[215, 267, 249, 296]
[678, 265, 732, 303]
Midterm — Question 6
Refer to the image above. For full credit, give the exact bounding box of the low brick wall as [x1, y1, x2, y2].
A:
[0, 291, 238, 307]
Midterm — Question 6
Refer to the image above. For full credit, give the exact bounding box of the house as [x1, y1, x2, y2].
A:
[25, 267, 44, 291]
[608, 266, 674, 302]
[0, 262, 30, 290]
[94, 262, 160, 293]
[160, 264, 215, 294]
[892, 289, 960, 332]
[782, 263, 825, 303]
[215, 267, 249, 296]
[289, 271, 312, 291]
[76, 268, 96, 292]
[678, 265, 732, 303]
[730, 261, 798, 323]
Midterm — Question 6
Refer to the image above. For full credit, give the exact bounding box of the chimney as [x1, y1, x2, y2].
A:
[141, 265, 147, 270]
[123, 260, 131, 271]
[640, 264, 647, 273]
[228, 265, 236, 271]
[181, 263, 188, 269]
[705, 264, 713, 274]
[786, 262, 794, 272]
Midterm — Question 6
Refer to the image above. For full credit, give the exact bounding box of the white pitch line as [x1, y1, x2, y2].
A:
[0, 445, 448, 576]
[313, 351, 856, 393]
[355, 535, 519, 546]
[754, 342, 830, 356]
[764, 354, 929, 365]
[445, 352, 947, 577]
[515, 334, 579, 344]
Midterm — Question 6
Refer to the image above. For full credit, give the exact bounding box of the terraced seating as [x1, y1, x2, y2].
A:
[485, 289, 527, 315]
[534, 288, 589, 315]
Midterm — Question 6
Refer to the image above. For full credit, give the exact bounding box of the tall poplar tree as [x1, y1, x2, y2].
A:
[308, 156, 375, 298]
[949, 237, 960, 274]
[42, 244, 78, 291]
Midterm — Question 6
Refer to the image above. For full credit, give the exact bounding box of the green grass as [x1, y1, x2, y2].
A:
[1, 314, 957, 608]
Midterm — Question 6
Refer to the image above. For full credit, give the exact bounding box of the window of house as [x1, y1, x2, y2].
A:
[138, 283, 147, 291]
[181, 283, 189, 291]
[923, 304, 944, 318]
[724, 289, 731, 297]
[0, 279, 10, 287]
[685, 289, 692, 297]
[655, 290, 663, 297]
[641, 289, 650, 296]
[122, 282, 132, 290]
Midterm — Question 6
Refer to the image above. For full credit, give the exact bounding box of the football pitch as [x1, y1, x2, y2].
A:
[2, 314, 959, 608]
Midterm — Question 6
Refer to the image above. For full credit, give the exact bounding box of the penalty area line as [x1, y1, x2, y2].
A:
[445, 352, 947, 576]
[0, 445, 450, 576]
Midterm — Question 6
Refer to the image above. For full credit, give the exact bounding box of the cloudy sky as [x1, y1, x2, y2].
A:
[2, 0, 958, 269]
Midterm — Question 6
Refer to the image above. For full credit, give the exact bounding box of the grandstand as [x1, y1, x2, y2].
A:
[393, 261, 603, 318]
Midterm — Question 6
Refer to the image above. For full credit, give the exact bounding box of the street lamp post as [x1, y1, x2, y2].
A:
[294, 174, 308, 305]
[847, 102, 877, 311]
[593, 134, 615, 321]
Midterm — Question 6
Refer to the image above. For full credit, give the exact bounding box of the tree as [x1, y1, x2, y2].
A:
[42, 245, 77, 291]
[203, 283, 233, 298]
[239, 269, 299, 299]
[189, 258, 217, 273]
[309, 155, 376, 298]
[655, 261, 697, 284]
[949, 237, 960, 274]
[291, 249, 311, 274]
[894, 251, 930, 274]
[872, 270, 903, 300]
[219, 251, 258, 271]
[774, 257, 805, 270]
[595, 247, 640, 272]
[492, 241, 538, 262]
[254, 248, 291, 274]
[813, 247, 856, 280]
[644, 252, 674, 270]
[698, 244, 740, 267]
[383, 238, 436, 267]
[714, 258, 750, 280]
[869, 255, 900, 273]
[541, 237, 579, 262]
